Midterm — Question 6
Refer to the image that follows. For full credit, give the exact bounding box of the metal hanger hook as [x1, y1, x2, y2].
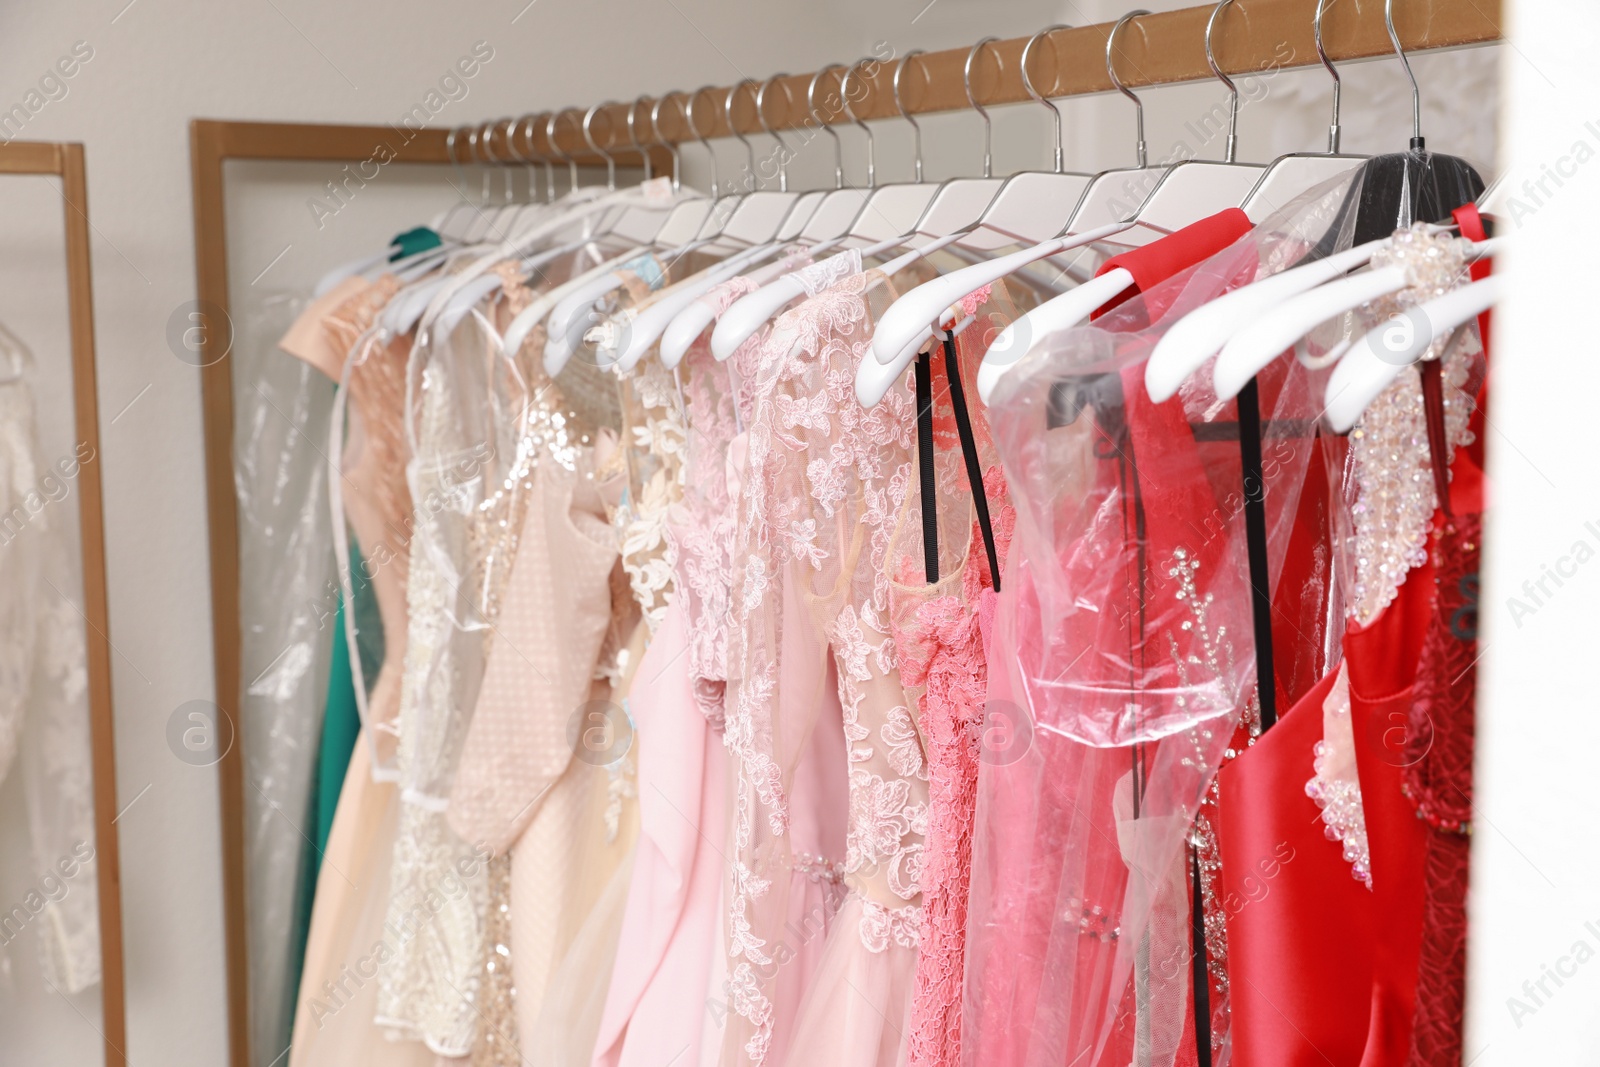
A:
[808, 63, 847, 189]
[756, 73, 794, 191]
[1385, 0, 1423, 146]
[725, 79, 760, 192]
[1106, 10, 1152, 168]
[523, 112, 559, 203]
[841, 58, 878, 189]
[504, 114, 541, 201]
[583, 102, 619, 190]
[625, 96, 653, 181]
[1314, 0, 1344, 153]
[1205, 0, 1241, 163]
[1022, 25, 1072, 174]
[650, 94, 686, 192]
[545, 109, 581, 192]
[467, 123, 492, 202]
[686, 85, 721, 198]
[964, 36, 1000, 179]
[445, 125, 469, 197]
[488, 117, 517, 201]
[893, 50, 928, 183]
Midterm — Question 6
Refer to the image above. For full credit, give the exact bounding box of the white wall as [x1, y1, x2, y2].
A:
[1470, 0, 1600, 1062]
[0, 0, 1499, 1062]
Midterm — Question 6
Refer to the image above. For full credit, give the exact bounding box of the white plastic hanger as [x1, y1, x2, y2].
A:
[1210, 1, 1497, 402]
[860, 220, 1136, 407]
[875, 16, 1166, 383]
[544, 84, 799, 372]
[1145, 1, 1372, 401]
[1323, 272, 1500, 432]
[658, 76, 833, 368]
[1146, 235, 1386, 401]
[711, 52, 939, 362]
[1211, 234, 1500, 399]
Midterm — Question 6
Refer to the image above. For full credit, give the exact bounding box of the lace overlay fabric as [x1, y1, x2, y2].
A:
[724, 267, 926, 1066]
[0, 372, 99, 994]
[666, 275, 762, 730]
[609, 345, 685, 635]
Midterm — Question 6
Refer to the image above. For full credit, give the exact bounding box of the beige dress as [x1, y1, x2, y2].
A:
[287, 276, 440, 1067]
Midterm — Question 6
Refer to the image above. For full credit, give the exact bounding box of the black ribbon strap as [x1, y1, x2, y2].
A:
[914, 349, 940, 584]
[1237, 378, 1278, 731]
[942, 334, 1001, 592]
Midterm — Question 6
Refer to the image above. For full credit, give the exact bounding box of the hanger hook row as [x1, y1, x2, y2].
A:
[964, 36, 1000, 179]
[686, 85, 721, 197]
[583, 101, 619, 190]
[725, 78, 760, 192]
[893, 49, 928, 183]
[1385, 0, 1423, 146]
[841, 57, 879, 189]
[1021, 25, 1072, 174]
[1106, 10, 1151, 168]
[756, 73, 794, 191]
[807, 63, 848, 189]
[1204, 0, 1241, 163]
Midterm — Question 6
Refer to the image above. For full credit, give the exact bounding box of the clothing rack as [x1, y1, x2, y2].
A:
[190, 1, 1502, 1062]
[0, 140, 124, 1067]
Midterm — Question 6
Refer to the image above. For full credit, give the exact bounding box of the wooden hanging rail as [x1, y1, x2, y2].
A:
[557, 0, 1503, 150]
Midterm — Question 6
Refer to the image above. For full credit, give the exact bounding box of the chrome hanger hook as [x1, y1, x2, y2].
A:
[1205, 0, 1241, 163]
[487, 118, 517, 202]
[964, 36, 1000, 179]
[1022, 25, 1072, 174]
[625, 96, 653, 181]
[893, 50, 928, 182]
[1107, 11, 1152, 168]
[1385, 0, 1423, 146]
[841, 58, 878, 189]
[467, 123, 492, 202]
[756, 73, 795, 191]
[545, 109, 581, 192]
[725, 79, 760, 192]
[808, 63, 847, 189]
[583, 102, 619, 190]
[505, 114, 541, 201]
[650, 94, 685, 192]
[445, 125, 469, 198]
[686, 85, 721, 198]
[1314, 0, 1344, 153]
[517, 112, 556, 202]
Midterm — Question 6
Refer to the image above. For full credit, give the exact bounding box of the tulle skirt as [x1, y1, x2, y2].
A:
[783, 894, 918, 1067]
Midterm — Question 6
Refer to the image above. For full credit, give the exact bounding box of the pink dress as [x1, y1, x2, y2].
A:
[592, 276, 765, 1067]
[723, 261, 922, 1067]
[963, 197, 1345, 1067]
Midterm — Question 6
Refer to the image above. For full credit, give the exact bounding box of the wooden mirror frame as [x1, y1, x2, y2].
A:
[0, 139, 126, 1067]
